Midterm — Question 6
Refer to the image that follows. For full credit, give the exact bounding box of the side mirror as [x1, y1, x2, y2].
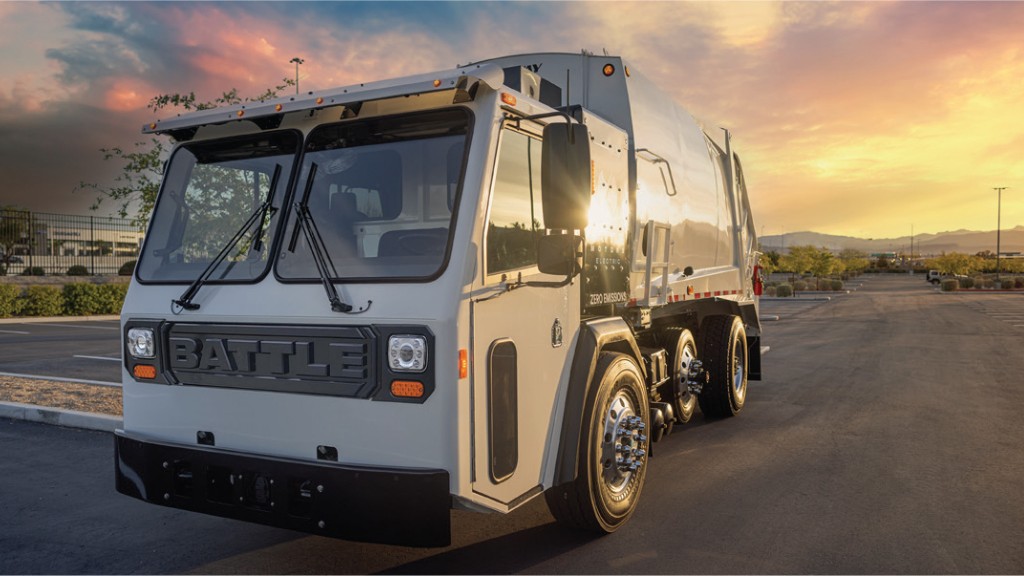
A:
[541, 123, 591, 230]
[537, 233, 583, 277]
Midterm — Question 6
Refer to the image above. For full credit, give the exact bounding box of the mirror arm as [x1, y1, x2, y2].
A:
[515, 105, 584, 132]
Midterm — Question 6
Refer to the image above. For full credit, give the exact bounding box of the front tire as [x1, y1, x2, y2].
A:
[697, 315, 748, 418]
[546, 352, 650, 533]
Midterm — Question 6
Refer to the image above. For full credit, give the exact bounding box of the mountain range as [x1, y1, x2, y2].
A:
[760, 226, 1024, 256]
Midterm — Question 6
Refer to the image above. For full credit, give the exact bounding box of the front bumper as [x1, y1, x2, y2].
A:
[114, 431, 452, 547]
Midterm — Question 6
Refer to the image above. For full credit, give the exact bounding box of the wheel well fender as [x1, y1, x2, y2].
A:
[549, 317, 643, 487]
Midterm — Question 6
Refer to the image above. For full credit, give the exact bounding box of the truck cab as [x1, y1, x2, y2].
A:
[116, 53, 761, 546]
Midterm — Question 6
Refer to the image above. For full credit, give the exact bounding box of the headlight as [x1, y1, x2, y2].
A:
[388, 335, 427, 373]
[127, 327, 155, 359]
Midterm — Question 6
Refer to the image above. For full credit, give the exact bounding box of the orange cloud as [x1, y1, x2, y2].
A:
[104, 78, 155, 111]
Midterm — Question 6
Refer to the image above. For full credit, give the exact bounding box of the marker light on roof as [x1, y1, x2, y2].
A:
[433, 79, 442, 88]
[602, 64, 616, 77]
[501, 92, 517, 106]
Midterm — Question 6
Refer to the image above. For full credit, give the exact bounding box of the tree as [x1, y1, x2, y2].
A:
[808, 247, 836, 278]
[0, 206, 33, 271]
[838, 248, 870, 276]
[779, 245, 816, 279]
[80, 78, 296, 228]
[76, 139, 165, 230]
[759, 249, 780, 276]
[927, 252, 982, 276]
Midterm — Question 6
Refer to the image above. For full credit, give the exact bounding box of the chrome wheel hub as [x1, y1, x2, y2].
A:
[601, 391, 648, 493]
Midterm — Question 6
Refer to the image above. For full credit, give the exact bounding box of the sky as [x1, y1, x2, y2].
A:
[0, 1, 1022, 239]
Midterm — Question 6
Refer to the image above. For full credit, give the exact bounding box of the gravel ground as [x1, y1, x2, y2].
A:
[0, 376, 121, 416]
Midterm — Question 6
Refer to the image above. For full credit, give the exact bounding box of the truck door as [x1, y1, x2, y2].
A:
[471, 127, 580, 507]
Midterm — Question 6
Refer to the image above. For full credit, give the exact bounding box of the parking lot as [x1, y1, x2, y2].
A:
[2, 274, 1024, 574]
[0, 318, 121, 384]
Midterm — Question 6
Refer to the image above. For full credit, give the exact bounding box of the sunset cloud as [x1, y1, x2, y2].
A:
[0, 1, 1021, 238]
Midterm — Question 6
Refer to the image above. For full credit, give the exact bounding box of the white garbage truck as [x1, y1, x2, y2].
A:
[115, 51, 763, 546]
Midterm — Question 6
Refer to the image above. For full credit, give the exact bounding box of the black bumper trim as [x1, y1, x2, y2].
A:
[114, 431, 452, 547]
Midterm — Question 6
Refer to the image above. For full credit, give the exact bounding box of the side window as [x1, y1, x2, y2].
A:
[487, 129, 544, 275]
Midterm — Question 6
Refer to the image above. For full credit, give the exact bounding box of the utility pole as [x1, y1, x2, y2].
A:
[993, 187, 1008, 279]
[290, 57, 305, 94]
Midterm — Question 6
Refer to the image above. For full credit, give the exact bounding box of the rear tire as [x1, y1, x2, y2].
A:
[697, 315, 748, 418]
[546, 352, 649, 533]
[666, 328, 698, 424]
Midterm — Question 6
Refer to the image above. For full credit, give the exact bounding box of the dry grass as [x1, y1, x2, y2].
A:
[0, 375, 122, 416]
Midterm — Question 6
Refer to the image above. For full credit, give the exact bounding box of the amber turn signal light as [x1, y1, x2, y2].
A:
[391, 380, 424, 398]
[133, 364, 157, 380]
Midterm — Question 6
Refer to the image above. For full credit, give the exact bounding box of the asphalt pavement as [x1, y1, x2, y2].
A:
[2, 275, 1024, 574]
[0, 317, 121, 383]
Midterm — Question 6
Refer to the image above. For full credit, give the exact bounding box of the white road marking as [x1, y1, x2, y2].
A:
[73, 355, 121, 362]
[0, 329, 30, 335]
[0, 371, 121, 387]
[34, 323, 119, 331]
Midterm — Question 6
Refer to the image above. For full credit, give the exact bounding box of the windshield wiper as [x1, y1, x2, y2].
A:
[172, 165, 281, 311]
[288, 162, 353, 313]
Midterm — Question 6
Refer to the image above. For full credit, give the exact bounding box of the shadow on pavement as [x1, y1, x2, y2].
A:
[381, 522, 599, 574]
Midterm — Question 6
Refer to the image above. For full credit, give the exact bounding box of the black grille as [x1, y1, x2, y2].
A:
[164, 323, 377, 397]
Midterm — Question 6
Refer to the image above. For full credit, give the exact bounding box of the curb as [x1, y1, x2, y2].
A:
[0, 315, 119, 325]
[760, 296, 832, 302]
[0, 401, 121, 433]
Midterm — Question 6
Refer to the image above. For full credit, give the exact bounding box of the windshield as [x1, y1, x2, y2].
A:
[277, 108, 471, 281]
[137, 131, 300, 283]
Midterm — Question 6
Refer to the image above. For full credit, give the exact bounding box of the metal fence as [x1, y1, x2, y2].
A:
[0, 210, 144, 276]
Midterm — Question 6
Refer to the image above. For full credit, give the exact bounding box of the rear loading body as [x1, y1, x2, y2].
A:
[116, 52, 762, 546]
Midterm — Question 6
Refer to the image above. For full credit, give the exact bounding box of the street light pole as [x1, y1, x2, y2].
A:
[290, 57, 305, 94]
[993, 187, 1008, 279]
[910, 224, 914, 273]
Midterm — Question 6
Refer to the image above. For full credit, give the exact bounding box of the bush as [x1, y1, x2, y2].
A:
[20, 266, 45, 276]
[18, 286, 64, 316]
[959, 277, 975, 289]
[830, 279, 844, 291]
[95, 283, 128, 314]
[940, 278, 959, 292]
[61, 283, 127, 315]
[1015, 277, 1024, 289]
[776, 283, 793, 297]
[1001, 279, 1015, 290]
[118, 260, 136, 276]
[0, 284, 21, 317]
[66, 265, 90, 276]
[62, 283, 101, 315]
[793, 281, 807, 292]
